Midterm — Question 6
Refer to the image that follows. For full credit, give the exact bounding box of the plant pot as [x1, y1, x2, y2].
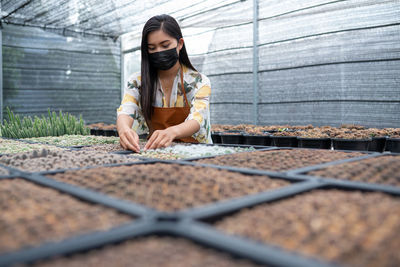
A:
[96, 129, 105, 136]
[90, 128, 98, 136]
[368, 137, 387, 152]
[243, 134, 271, 146]
[270, 136, 298, 147]
[332, 138, 371, 151]
[220, 131, 244, 145]
[297, 137, 331, 149]
[211, 132, 222, 144]
[385, 138, 400, 153]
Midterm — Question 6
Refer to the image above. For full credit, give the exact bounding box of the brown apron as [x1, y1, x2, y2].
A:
[148, 66, 199, 143]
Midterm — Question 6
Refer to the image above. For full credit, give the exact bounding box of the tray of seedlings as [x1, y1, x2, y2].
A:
[112, 143, 261, 161]
[0, 148, 144, 174]
[202, 187, 400, 267]
[192, 147, 370, 174]
[0, 175, 139, 266]
[21, 135, 121, 149]
[210, 124, 400, 152]
[0, 137, 66, 156]
[290, 153, 400, 190]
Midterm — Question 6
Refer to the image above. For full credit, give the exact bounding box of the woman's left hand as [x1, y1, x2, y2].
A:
[144, 128, 177, 150]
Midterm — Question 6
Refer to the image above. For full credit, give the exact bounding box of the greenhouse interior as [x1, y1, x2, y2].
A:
[0, 0, 400, 266]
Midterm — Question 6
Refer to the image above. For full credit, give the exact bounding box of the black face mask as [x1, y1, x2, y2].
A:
[148, 47, 179, 70]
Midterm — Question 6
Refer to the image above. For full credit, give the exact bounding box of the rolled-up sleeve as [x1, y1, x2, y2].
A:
[186, 75, 212, 143]
[116, 73, 149, 134]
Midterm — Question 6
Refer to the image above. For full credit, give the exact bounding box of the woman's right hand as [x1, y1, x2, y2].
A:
[118, 126, 141, 153]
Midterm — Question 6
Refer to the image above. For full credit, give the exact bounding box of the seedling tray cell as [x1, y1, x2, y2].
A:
[0, 178, 132, 256]
[306, 154, 400, 187]
[212, 188, 400, 267]
[195, 149, 365, 172]
[46, 163, 290, 212]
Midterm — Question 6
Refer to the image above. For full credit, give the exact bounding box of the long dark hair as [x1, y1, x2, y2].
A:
[140, 14, 197, 125]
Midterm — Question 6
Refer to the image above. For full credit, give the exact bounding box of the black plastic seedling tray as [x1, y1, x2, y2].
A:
[243, 134, 271, 146]
[332, 138, 371, 151]
[270, 136, 298, 147]
[297, 137, 331, 149]
[219, 131, 245, 144]
[368, 136, 387, 152]
[386, 138, 400, 153]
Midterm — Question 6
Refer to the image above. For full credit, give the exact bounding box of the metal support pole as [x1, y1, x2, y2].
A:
[252, 0, 259, 125]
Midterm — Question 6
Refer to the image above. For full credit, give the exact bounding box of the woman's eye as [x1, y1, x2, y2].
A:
[162, 45, 169, 48]
[148, 47, 155, 51]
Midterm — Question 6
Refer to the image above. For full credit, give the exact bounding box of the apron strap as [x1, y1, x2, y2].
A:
[180, 66, 190, 108]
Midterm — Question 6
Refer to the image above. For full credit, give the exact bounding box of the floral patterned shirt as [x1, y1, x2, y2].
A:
[117, 65, 212, 144]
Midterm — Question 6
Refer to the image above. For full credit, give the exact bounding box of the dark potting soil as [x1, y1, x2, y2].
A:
[33, 236, 260, 267]
[47, 163, 289, 212]
[215, 189, 400, 267]
[196, 149, 364, 172]
[0, 178, 132, 254]
[308, 155, 400, 187]
[0, 149, 140, 173]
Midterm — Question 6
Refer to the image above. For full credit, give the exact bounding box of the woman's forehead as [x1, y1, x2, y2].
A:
[147, 30, 175, 45]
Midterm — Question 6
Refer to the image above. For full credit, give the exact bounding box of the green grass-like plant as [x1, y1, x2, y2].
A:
[0, 107, 90, 138]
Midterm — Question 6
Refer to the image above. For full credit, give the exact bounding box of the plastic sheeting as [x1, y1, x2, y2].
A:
[1, 0, 249, 38]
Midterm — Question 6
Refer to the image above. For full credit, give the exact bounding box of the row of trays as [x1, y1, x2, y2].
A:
[88, 127, 399, 153]
[211, 132, 400, 153]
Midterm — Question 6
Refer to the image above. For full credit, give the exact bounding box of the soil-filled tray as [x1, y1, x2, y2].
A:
[33, 236, 259, 267]
[0, 149, 140, 173]
[196, 149, 364, 172]
[0, 138, 65, 155]
[307, 155, 400, 187]
[0, 178, 132, 255]
[214, 189, 400, 267]
[47, 163, 289, 212]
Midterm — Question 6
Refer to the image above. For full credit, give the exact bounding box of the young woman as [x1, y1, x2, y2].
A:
[116, 14, 212, 152]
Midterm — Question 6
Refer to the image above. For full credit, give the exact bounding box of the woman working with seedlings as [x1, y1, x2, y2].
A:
[116, 14, 212, 152]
